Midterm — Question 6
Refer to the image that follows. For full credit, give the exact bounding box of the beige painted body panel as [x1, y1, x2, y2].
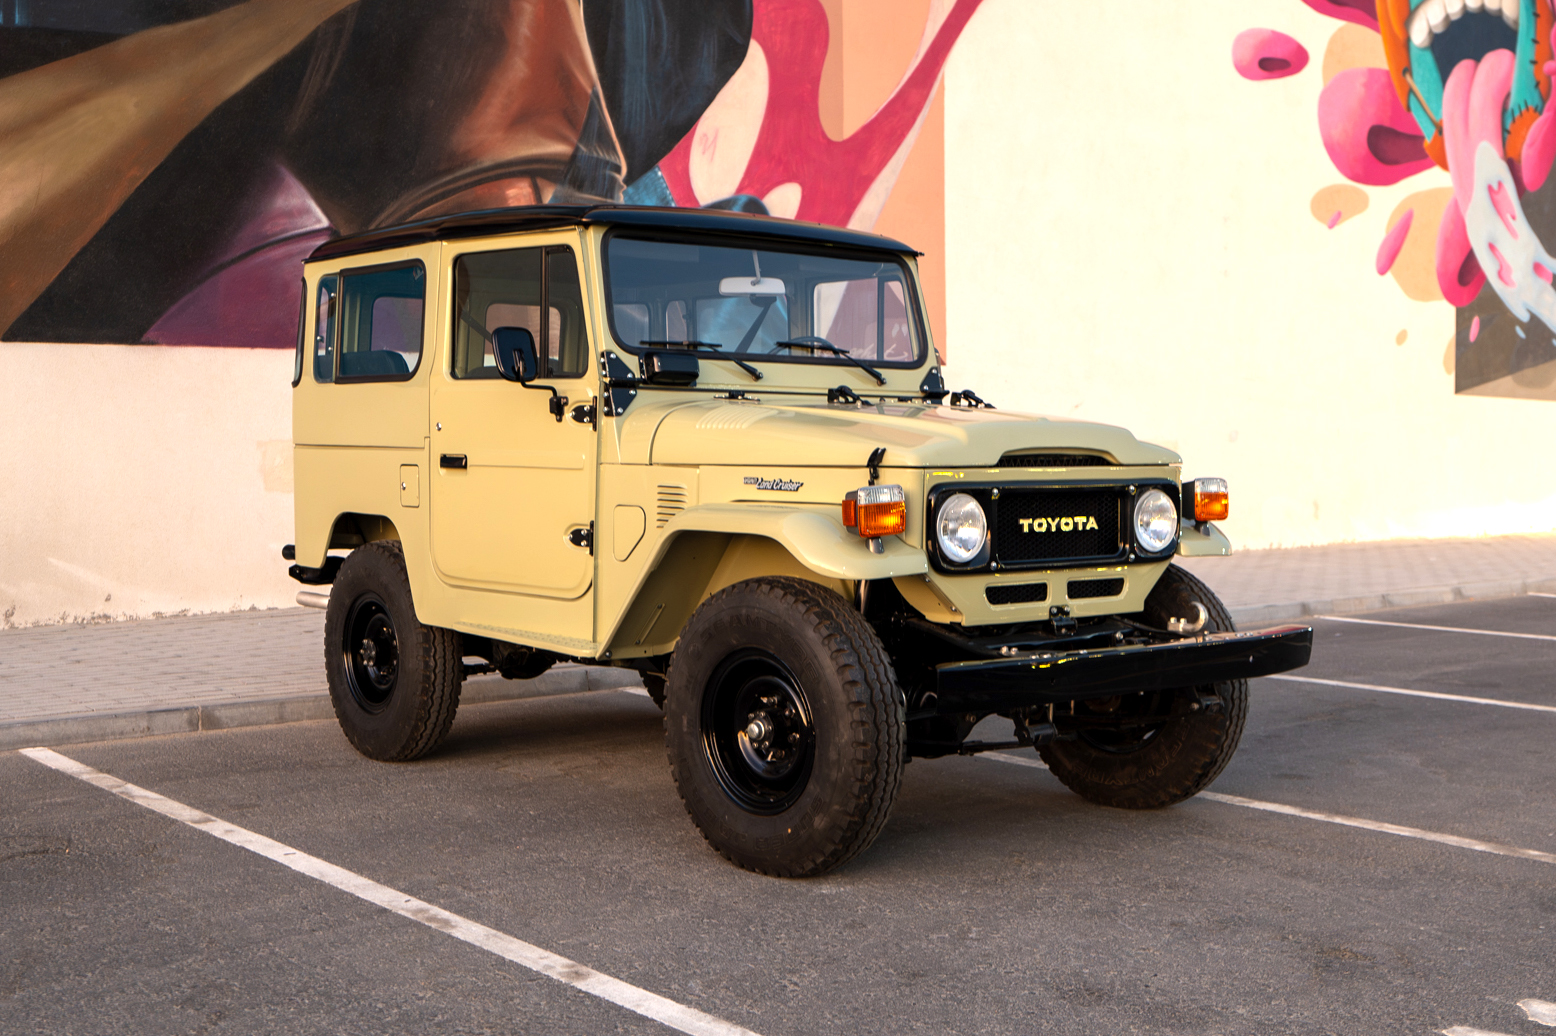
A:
[294, 222, 1229, 663]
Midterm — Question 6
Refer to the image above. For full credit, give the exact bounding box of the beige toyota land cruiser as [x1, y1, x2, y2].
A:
[285, 205, 1312, 877]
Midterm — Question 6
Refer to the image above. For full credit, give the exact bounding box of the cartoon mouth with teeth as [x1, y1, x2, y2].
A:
[1379, 0, 1556, 318]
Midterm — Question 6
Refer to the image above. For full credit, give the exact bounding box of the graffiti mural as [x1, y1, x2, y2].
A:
[0, 0, 980, 350]
[1237, 0, 1556, 398]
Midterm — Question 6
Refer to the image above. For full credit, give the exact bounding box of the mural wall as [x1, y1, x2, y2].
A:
[0, 0, 977, 352]
[0, 0, 977, 625]
[1238, 0, 1556, 398]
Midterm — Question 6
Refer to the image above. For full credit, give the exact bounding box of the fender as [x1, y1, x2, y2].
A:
[663, 503, 927, 581]
[1177, 521, 1232, 557]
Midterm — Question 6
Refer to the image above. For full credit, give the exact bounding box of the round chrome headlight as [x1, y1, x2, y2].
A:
[936, 493, 988, 563]
[1133, 488, 1178, 554]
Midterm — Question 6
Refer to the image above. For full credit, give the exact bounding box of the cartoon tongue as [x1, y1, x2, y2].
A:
[1441, 50, 1515, 221]
[1438, 49, 1556, 328]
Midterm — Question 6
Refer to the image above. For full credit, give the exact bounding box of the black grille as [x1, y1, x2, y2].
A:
[1068, 578, 1124, 599]
[994, 489, 1122, 565]
[986, 582, 1048, 605]
[999, 453, 1113, 468]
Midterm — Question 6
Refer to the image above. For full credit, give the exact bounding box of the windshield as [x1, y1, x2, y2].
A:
[604, 234, 924, 368]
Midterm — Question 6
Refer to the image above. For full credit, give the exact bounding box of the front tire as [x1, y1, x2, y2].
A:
[325, 541, 462, 761]
[664, 577, 904, 877]
[1039, 564, 1248, 809]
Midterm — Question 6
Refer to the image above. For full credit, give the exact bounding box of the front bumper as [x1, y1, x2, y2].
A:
[924, 624, 1313, 716]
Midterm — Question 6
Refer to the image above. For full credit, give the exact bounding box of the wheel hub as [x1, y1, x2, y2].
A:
[702, 651, 816, 814]
[343, 595, 400, 712]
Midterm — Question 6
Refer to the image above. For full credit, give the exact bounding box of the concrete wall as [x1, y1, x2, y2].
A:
[942, 0, 1556, 549]
[0, 343, 297, 626]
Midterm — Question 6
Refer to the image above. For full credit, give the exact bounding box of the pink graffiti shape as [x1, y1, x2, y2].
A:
[1470, 314, 1481, 341]
[1327, 210, 1343, 228]
[1537, 262, 1553, 282]
[1318, 67, 1435, 185]
[1375, 208, 1413, 274]
[1300, 0, 1379, 31]
[1487, 241, 1517, 287]
[1232, 29, 1309, 81]
[1487, 180, 1519, 237]
[1436, 202, 1487, 305]
[658, 0, 985, 226]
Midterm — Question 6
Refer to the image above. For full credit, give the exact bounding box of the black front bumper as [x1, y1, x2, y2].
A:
[924, 624, 1313, 717]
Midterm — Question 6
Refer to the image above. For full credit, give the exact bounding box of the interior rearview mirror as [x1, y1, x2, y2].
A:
[492, 326, 538, 383]
[718, 276, 787, 297]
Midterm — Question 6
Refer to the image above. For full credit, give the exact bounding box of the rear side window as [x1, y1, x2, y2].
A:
[336, 262, 425, 382]
[292, 282, 306, 386]
[313, 275, 338, 383]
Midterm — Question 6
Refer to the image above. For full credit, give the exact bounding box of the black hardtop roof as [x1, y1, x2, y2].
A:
[307, 204, 918, 263]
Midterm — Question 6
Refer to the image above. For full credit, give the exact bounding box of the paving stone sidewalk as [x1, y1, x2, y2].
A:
[4, 532, 1555, 750]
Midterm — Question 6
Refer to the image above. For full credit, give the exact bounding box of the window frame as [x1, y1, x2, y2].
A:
[448, 243, 589, 382]
[332, 258, 428, 385]
[599, 228, 931, 372]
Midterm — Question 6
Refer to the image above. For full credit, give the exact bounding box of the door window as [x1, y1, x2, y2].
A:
[452, 246, 587, 379]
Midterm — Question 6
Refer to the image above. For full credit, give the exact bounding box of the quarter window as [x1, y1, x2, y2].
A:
[313, 275, 337, 383]
[336, 262, 425, 382]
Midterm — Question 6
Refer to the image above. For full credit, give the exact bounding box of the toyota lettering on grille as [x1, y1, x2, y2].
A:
[1018, 516, 1099, 533]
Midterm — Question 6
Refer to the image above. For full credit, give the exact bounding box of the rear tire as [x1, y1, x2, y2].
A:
[325, 541, 462, 761]
[1039, 565, 1248, 809]
[664, 577, 904, 877]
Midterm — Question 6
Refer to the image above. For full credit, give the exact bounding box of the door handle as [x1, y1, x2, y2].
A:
[439, 454, 467, 469]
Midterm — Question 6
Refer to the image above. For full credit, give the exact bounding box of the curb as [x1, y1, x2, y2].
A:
[0, 664, 646, 753]
[1226, 575, 1556, 627]
[8, 576, 1555, 752]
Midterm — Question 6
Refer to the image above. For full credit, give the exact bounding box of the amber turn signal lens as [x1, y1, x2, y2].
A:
[843, 484, 907, 538]
[1192, 477, 1229, 521]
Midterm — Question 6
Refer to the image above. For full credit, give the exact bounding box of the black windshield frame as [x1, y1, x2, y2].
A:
[600, 228, 931, 372]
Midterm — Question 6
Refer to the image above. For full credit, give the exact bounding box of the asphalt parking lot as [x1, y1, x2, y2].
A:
[3, 596, 1554, 1036]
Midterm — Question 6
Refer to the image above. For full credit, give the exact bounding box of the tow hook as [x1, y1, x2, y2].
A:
[1168, 602, 1209, 635]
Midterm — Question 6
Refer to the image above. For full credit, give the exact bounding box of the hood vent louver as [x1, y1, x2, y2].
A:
[656, 485, 688, 527]
[998, 452, 1115, 468]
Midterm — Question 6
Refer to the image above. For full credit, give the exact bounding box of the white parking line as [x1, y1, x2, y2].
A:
[1522, 999, 1556, 1025]
[1266, 674, 1556, 714]
[18, 747, 760, 1036]
[979, 753, 1556, 866]
[1316, 615, 1556, 642]
[1529, 593, 1556, 600]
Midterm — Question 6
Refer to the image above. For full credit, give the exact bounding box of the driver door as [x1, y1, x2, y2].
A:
[429, 239, 596, 600]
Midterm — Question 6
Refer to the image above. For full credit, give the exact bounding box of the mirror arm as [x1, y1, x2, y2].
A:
[518, 379, 568, 421]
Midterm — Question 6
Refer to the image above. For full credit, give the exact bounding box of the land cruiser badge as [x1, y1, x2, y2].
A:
[744, 476, 804, 491]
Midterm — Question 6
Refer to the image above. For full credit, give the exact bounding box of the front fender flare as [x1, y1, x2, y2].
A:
[661, 503, 928, 580]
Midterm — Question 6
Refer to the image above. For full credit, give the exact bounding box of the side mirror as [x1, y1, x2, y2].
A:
[492, 326, 539, 382]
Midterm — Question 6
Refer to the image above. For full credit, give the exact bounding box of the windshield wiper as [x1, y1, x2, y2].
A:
[773, 338, 885, 385]
[637, 340, 763, 381]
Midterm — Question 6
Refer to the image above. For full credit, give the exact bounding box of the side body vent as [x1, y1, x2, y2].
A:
[999, 452, 1115, 468]
[656, 485, 688, 527]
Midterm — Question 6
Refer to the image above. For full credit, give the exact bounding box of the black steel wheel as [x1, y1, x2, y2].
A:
[701, 649, 815, 814]
[1040, 565, 1248, 809]
[665, 577, 904, 877]
[325, 541, 462, 761]
[342, 593, 399, 714]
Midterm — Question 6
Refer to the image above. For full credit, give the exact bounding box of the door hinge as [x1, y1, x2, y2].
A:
[570, 402, 596, 427]
[567, 522, 594, 554]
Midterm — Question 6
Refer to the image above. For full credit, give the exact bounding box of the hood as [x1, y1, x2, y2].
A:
[644, 399, 1180, 468]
